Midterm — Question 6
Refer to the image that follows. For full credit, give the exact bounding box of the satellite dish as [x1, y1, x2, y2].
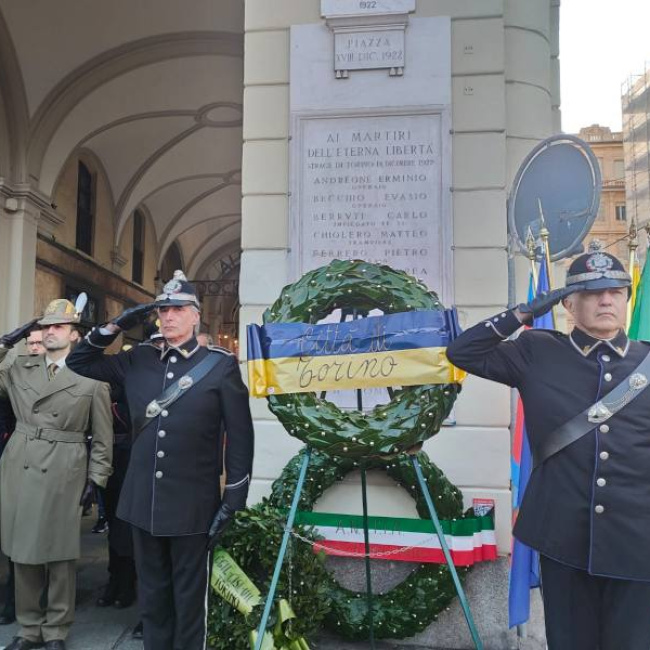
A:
[508, 135, 602, 262]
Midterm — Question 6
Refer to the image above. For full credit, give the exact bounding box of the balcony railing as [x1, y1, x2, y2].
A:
[602, 179, 625, 189]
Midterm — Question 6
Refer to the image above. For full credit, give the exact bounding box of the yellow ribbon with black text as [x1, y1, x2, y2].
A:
[210, 550, 310, 650]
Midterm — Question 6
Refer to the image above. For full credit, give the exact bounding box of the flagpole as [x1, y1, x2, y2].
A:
[537, 199, 556, 329]
[627, 217, 639, 330]
[525, 228, 539, 290]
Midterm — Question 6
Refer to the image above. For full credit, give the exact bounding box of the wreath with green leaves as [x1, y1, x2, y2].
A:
[263, 259, 460, 458]
[207, 501, 331, 650]
[207, 449, 468, 647]
[270, 448, 468, 640]
[207, 260, 470, 647]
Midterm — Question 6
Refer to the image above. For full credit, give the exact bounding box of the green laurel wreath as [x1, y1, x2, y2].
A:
[206, 260, 469, 645]
[269, 448, 468, 640]
[207, 501, 331, 650]
[264, 259, 460, 458]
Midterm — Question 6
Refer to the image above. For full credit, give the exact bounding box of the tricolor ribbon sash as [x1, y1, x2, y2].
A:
[294, 512, 497, 566]
[247, 310, 465, 398]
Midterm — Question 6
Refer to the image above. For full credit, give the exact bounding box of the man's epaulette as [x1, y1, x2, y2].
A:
[207, 345, 234, 356]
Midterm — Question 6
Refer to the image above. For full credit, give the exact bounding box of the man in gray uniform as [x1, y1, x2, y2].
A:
[0, 299, 113, 650]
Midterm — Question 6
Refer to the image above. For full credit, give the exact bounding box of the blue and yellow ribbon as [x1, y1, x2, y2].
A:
[247, 310, 465, 398]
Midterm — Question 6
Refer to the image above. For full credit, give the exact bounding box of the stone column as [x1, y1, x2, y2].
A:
[0, 194, 40, 331]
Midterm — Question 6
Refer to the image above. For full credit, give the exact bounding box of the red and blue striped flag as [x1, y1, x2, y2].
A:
[508, 259, 552, 627]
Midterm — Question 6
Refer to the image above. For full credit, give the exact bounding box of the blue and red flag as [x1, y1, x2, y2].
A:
[508, 259, 553, 627]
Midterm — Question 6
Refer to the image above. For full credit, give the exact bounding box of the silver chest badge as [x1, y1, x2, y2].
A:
[178, 375, 194, 390]
[588, 401, 613, 424]
[146, 400, 162, 418]
[629, 373, 648, 390]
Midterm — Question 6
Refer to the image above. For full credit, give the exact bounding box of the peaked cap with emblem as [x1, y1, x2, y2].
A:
[155, 270, 200, 309]
[37, 299, 82, 326]
[565, 244, 631, 293]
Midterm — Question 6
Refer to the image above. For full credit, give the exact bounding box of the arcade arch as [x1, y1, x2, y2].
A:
[0, 0, 245, 338]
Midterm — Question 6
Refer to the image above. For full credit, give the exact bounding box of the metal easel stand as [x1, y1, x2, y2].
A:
[411, 455, 484, 649]
[251, 442, 379, 650]
[253, 449, 484, 650]
[255, 303, 481, 649]
[254, 447, 312, 650]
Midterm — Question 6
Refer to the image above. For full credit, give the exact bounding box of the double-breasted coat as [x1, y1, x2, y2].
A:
[0, 348, 113, 564]
[447, 309, 650, 581]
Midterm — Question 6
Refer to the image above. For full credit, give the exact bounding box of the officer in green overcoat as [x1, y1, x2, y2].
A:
[0, 299, 113, 650]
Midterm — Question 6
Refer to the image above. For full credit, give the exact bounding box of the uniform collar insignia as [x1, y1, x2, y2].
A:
[160, 337, 200, 360]
[570, 327, 629, 358]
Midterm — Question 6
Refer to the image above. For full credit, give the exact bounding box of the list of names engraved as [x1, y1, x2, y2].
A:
[297, 113, 443, 283]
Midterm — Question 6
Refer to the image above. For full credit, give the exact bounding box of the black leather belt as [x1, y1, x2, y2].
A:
[137, 352, 223, 433]
[533, 349, 650, 468]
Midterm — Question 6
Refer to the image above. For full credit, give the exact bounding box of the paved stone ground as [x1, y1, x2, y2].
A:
[0, 516, 142, 650]
[0, 517, 546, 650]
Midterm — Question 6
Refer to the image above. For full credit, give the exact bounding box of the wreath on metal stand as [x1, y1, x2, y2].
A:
[269, 448, 468, 640]
[208, 259, 472, 646]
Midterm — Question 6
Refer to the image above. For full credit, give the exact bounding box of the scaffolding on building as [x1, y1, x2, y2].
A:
[622, 62, 650, 249]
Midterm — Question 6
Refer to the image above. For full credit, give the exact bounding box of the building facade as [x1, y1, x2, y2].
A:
[577, 125, 628, 260]
[623, 64, 650, 238]
[0, 1, 562, 568]
[241, 0, 561, 557]
[0, 0, 245, 347]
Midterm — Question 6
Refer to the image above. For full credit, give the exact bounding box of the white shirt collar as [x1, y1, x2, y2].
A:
[45, 356, 66, 370]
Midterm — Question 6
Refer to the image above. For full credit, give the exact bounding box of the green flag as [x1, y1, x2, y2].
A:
[629, 251, 650, 341]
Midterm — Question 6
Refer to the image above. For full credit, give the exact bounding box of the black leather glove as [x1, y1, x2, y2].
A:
[517, 283, 585, 321]
[0, 318, 40, 348]
[111, 303, 156, 331]
[207, 503, 236, 551]
[79, 479, 95, 510]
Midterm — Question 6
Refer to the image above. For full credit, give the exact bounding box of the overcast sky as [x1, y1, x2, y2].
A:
[560, 0, 650, 134]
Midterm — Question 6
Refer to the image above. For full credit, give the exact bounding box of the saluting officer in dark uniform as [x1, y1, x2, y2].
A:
[67, 271, 255, 650]
[447, 250, 650, 650]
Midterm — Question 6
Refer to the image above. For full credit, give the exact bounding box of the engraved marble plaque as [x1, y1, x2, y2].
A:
[334, 28, 405, 72]
[292, 110, 447, 290]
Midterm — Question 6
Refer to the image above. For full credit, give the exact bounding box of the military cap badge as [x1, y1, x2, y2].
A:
[585, 252, 614, 274]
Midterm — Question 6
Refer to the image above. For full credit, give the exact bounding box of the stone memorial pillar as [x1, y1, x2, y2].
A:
[0, 193, 42, 331]
[241, 0, 557, 644]
[241, 6, 556, 633]
[290, 1, 452, 306]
